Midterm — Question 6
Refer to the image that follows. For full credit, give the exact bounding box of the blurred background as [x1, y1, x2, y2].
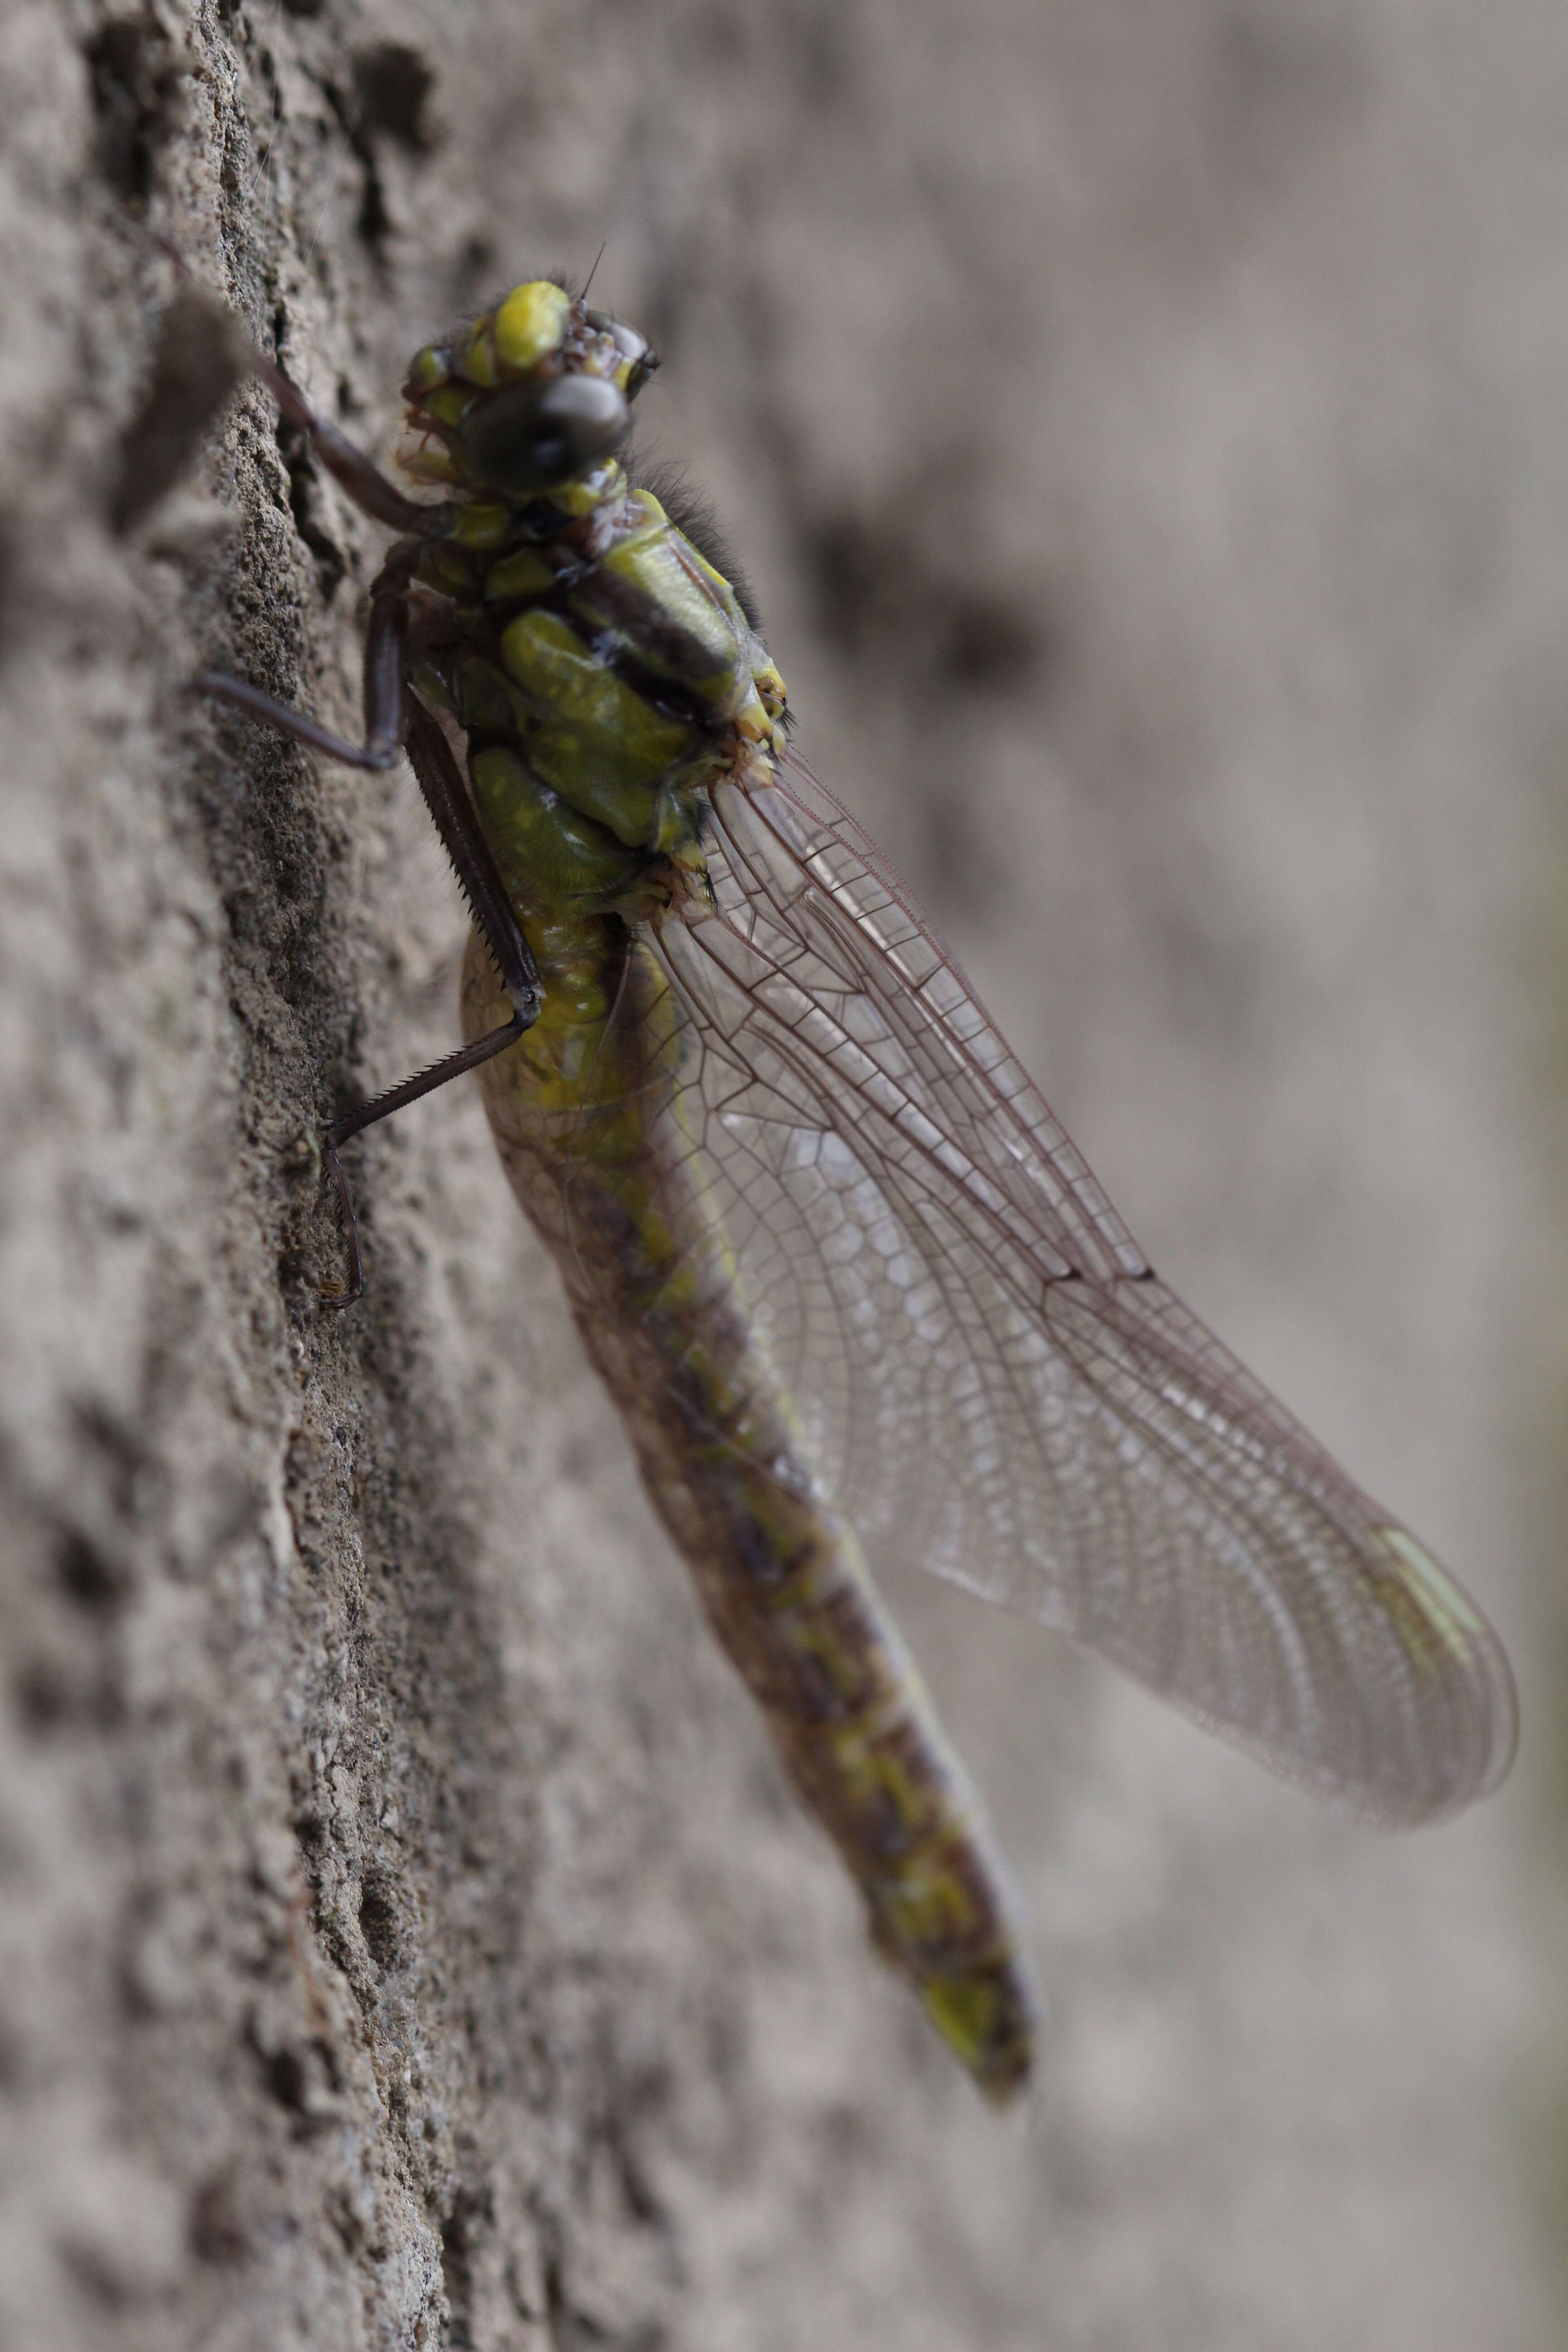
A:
[10, 0, 1567, 2343]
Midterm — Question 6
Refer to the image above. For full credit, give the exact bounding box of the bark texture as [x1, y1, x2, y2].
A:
[0, 2, 1560, 2348]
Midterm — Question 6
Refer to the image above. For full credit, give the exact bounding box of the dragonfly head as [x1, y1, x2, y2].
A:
[399, 279, 659, 503]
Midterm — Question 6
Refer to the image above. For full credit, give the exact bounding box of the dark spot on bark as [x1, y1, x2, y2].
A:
[611, 2137, 665, 2229]
[312, 75, 389, 252]
[940, 590, 1047, 692]
[353, 43, 438, 152]
[358, 1869, 402, 1968]
[258, 2033, 340, 2126]
[264, 2044, 310, 2109]
[85, 14, 181, 203]
[356, 156, 392, 252]
[71, 1398, 149, 1518]
[190, 2172, 250, 2264]
[317, 52, 438, 255]
[293, 1807, 328, 1854]
[328, 2182, 366, 2250]
[15, 1654, 75, 1729]
[275, 418, 348, 601]
[56, 1528, 132, 1610]
[111, 289, 249, 534]
[794, 10, 858, 107]
[804, 508, 1053, 701]
[440, 2183, 492, 2349]
[450, 234, 497, 309]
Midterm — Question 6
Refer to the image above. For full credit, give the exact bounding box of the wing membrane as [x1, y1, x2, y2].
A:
[646, 745, 1516, 1823]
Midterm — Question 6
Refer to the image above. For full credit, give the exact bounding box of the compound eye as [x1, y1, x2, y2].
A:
[465, 373, 629, 496]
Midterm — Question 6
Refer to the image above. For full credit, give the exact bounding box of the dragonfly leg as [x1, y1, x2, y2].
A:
[196, 545, 540, 1302]
[247, 344, 453, 539]
[150, 241, 450, 539]
[317, 698, 541, 1307]
[201, 556, 538, 1024]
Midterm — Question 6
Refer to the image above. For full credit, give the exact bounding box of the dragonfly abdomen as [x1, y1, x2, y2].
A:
[461, 925, 1039, 2102]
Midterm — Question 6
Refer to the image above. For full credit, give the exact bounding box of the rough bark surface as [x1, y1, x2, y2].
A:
[0, 3, 1559, 2348]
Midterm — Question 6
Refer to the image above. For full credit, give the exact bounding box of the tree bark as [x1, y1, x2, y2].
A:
[0, 2, 1553, 2347]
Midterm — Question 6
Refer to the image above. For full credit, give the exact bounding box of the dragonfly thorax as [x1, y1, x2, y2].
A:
[400, 282, 787, 934]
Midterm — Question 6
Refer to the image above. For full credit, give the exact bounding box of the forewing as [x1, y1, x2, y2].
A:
[649, 745, 1515, 1824]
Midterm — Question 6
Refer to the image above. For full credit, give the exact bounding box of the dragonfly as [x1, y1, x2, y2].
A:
[194, 276, 1518, 2103]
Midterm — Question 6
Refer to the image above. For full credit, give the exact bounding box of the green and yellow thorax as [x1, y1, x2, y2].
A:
[394, 277, 788, 941]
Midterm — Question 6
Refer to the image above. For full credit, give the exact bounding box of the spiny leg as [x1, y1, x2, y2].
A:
[319, 701, 541, 1305]
[248, 342, 453, 539]
[194, 553, 540, 1300]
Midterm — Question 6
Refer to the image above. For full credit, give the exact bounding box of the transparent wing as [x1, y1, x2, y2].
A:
[647, 745, 1516, 1824]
